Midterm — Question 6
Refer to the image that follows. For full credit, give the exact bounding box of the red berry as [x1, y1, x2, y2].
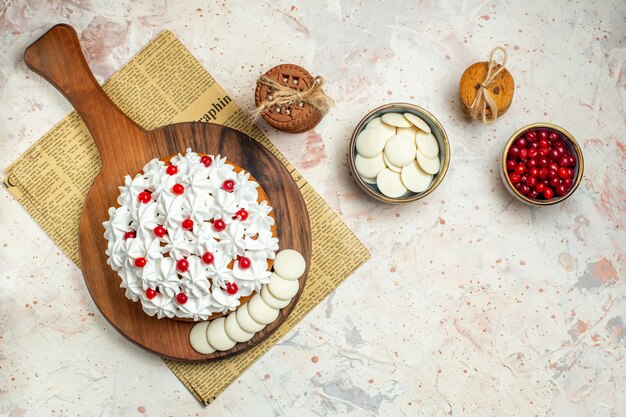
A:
[200, 155, 213, 167]
[225, 282, 238, 295]
[539, 139, 550, 149]
[213, 219, 226, 231]
[525, 131, 538, 142]
[538, 168, 549, 179]
[514, 163, 525, 175]
[519, 148, 528, 160]
[563, 177, 573, 188]
[177, 258, 189, 272]
[172, 183, 185, 195]
[166, 165, 178, 175]
[153, 225, 166, 237]
[526, 176, 537, 187]
[138, 191, 152, 204]
[202, 252, 215, 264]
[558, 167, 569, 179]
[182, 218, 194, 231]
[529, 167, 539, 177]
[528, 148, 538, 159]
[529, 142, 539, 150]
[549, 149, 560, 161]
[135, 257, 147, 268]
[516, 137, 528, 148]
[176, 293, 188, 304]
[548, 131, 559, 142]
[536, 183, 546, 193]
[543, 187, 554, 199]
[527, 159, 537, 169]
[559, 156, 570, 167]
[508, 146, 520, 159]
[222, 179, 235, 192]
[569, 155, 577, 166]
[518, 184, 531, 195]
[509, 173, 521, 184]
[538, 147, 550, 157]
[567, 168, 575, 178]
[555, 184, 568, 196]
[146, 288, 157, 299]
[235, 208, 249, 221]
[550, 177, 562, 188]
[238, 256, 252, 269]
[537, 157, 549, 168]
[528, 190, 539, 199]
[538, 130, 549, 141]
[124, 231, 136, 240]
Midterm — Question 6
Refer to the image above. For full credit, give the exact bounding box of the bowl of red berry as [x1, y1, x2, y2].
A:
[502, 123, 584, 205]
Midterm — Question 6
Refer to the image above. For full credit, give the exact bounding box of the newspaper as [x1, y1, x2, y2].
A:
[3, 30, 370, 405]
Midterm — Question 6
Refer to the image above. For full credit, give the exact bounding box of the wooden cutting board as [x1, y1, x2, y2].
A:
[24, 24, 312, 361]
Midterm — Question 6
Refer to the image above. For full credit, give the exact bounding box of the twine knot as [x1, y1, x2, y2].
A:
[252, 75, 333, 121]
[469, 46, 508, 125]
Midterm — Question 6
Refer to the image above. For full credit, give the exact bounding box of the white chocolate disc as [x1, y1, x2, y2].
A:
[236, 303, 266, 333]
[207, 317, 236, 351]
[261, 285, 291, 309]
[225, 311, 255, 343]
[248, 294, 279, 324]
[355, 153, 386, 179]
[381, 112, 412, 128]
[189, 321, 215, 354]
[416, 151, 441, 175]
[383, 154, 401, 173]
[361, 175, 377, 184]
[396, 125, 418, 138]
[401, 161, 433, 193]
[273, 249, 306, 281]
[404, 113, 431, 133]
[376, 168, 408, 198]
[415, 131, 439, 159]
[366, 117, 396, 138]
[355, 128, 389, 158]
[268, 272, 300, 300]
[384, 135, 416, 167]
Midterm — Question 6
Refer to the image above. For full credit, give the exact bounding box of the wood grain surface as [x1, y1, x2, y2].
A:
[23, 24, 311, 361]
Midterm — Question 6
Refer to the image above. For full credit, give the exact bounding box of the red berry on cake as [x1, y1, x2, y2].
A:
[172, 183, 185, 195]
[225, 282, 238, 295]
[176, 293, 188, 304]
[222, 179, 235, 192]
[200, 155, 213, 167]
[202, 252, 215, 264]
[213, 219, 226, 232]
[235, 208, 249, 221]
[138, 191, 151, 203]
[146, 288, 157, 299]
[135, 257, 147, 268]
[153, 225, 166, 237]
[176, 258, 189, 272]
[123, 230, 136, 240]
[182, 218, 194, 231]
[166, 165, 178, 175]
[238, 256, 251, 269]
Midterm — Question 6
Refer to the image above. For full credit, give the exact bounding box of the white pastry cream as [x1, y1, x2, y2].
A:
[103, 149, 279, 321]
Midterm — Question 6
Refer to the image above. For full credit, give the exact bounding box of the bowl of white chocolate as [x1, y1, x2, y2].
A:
[348, 103, 450, 203]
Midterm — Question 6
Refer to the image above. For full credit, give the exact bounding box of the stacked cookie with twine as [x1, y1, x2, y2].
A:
[460, 47, 514, 124]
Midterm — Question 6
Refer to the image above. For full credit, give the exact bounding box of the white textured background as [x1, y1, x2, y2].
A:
[1, 1, 625, 416]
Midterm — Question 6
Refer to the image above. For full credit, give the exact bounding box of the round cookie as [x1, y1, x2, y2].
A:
[401, 161, 433, 193]
[403, 113, 431, 133]
[255, 64, 323, 133]
[384, 135, 416, 167]
[459, 61, 514, 120]
[225, 312, 255, 343]
[416, 151, 441, 175]
[383, 154, 402, 173]
[207, 317, 236, 351]
[355, 153, 386, 179]
[397, 125, 418, 138]
[361, 175, 377, 185]
[189, 321, 215, 354]
[248, 294, 280, 325]
[268, 273, 300, 300]
[261, 285, 291, 309]
[415, 131, 439, 159]
[273, 249, 306, 281]
[376, 168, 408, 198]
[236, 303, 266, 333]
[356, 128, 389, 158]
[381, 112, 412, 128]
[366, 117, 396, 138]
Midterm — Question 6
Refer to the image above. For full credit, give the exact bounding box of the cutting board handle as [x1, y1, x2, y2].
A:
[24, 24, 146, 168]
